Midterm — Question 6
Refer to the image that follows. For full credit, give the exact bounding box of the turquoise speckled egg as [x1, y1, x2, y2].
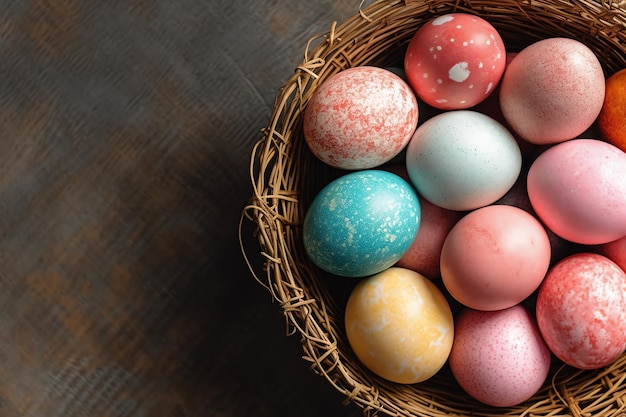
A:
[303, 170, 421, 277]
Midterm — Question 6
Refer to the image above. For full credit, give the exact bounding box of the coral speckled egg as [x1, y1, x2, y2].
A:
[303, 66, 419, 170]
[449, 305, 551, 407]
[499, 38, 605, 145]
[345, 267, 454, 384]
[527, 138, 626, 245]
[536, 253, 626, 369]
[440, 205, 551, 311]
[405, 110, 522, 211]
[404, 13, 506, 110]
[303, 170, 420, 277]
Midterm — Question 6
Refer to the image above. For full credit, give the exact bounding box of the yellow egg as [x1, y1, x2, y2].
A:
[345, 267, 454, 384]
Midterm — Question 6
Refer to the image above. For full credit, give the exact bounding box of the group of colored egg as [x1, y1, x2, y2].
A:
[301, 13, 626, 407]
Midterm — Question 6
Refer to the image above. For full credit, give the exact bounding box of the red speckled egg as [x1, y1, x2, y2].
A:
[404, 13, 506, 110]
[449, 305, 551, 407]
[499, 38, 605, 145]
[303, 66, 419, 170]
[441, 205, 551, 311]
[527, 138, 626, 245]
[536, 253, 626, 370]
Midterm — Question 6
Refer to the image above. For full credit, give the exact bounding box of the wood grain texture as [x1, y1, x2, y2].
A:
[0, 0, 364, 416]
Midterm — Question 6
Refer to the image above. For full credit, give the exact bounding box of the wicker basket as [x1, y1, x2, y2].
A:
[242, 0, 626, 415]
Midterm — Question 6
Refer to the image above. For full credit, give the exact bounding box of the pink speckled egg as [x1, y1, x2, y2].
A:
[527, 138, 626, 245]
[405, 13, 506, 110]
[440, 205, 551, 311]
[449, 305, 551, 407]
[303, 66, 419, 170]
[499, 38, 605, 145]
[536, 253, 626, 370]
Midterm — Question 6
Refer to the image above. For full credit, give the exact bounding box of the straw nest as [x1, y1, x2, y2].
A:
[242, 0, 626, 415]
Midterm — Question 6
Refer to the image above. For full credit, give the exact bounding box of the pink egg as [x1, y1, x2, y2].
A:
[404, 13, 506, 110]
[596, 235, 626, 273]
[303, 66, 419, 170]
[527, 138, 626, 245]
[449, 305, 551, 407]
[499, 38, 605, 145]
[536, 253, 626, 369]
[441, 204, 551, 311]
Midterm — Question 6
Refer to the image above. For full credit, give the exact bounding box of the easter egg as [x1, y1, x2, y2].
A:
[536, 253, 626, 369]
[449, 305, 551, 407]
[499, 38, 605, 145]
[440, 205, 551, 311]
[303, 66, 419, 170]
[345, 267, 454, 384]
[598, 68, 626, 152]
[527, 138, 626, 245]
[404, 13, 506, 110]
[303, 170, 420, 277]
[405, 110, 522, 211]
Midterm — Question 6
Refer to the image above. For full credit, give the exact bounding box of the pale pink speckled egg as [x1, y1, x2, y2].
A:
[499, 37, 605, 145]
[449, 305, 551, 407]
[536, 253, 626, 370]
[303, 66, 419, 170]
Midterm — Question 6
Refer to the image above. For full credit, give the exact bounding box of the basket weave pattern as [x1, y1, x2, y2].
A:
[244, 0, 626, 415]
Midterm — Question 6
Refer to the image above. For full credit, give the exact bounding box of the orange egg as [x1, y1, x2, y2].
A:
[598, 68, 626, 152]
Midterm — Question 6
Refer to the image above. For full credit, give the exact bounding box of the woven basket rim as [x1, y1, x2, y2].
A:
[241, 0, 626, 416]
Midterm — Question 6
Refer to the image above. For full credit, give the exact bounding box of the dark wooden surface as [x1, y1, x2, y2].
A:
[0, 1, 365, 416]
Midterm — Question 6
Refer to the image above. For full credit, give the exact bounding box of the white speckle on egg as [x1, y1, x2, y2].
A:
[462, 41, 468, 46]
[432, 15, 454, 25]
[478, 62, 483, 68]
[450, 38, 455, 42]
[437, 78, 443, 84]
[456, 24, 462, 29]
[449, 62, 470, 82]
[485, 82, 494, 94]
[423, 73, 429, 79]
[437, 45, 442, 51]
